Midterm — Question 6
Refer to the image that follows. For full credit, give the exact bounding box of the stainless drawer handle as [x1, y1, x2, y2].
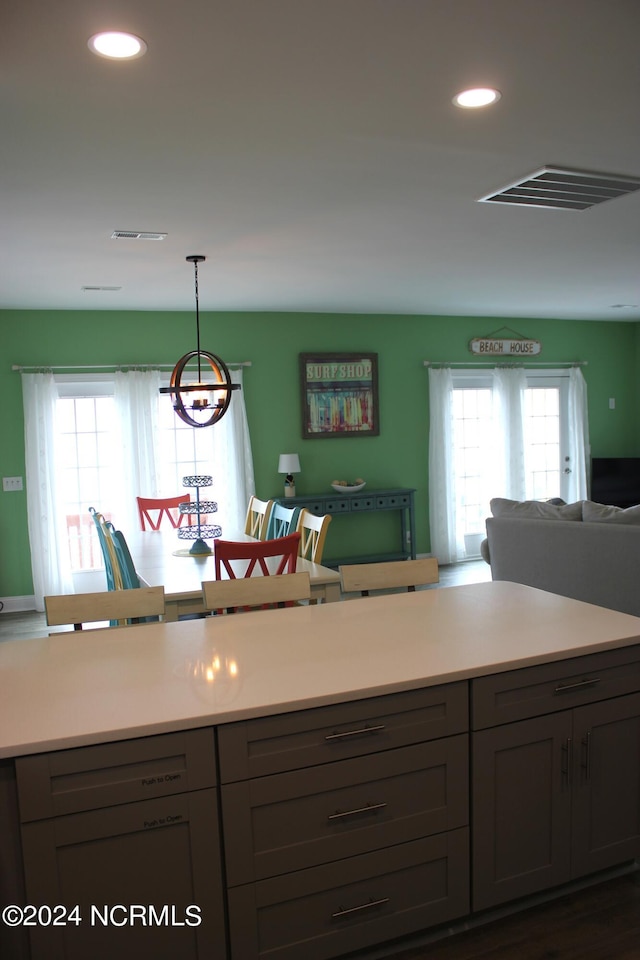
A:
[325, 723, 386, 742]
[327, 801, 387, 822]
[554, 678, 601, 694]
[332, 897, 390, 919]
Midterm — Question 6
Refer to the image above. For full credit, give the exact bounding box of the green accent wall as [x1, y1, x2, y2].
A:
[1, 310, 639, 600]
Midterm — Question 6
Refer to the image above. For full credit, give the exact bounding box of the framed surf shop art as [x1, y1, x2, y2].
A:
[299, 352, 379, 439]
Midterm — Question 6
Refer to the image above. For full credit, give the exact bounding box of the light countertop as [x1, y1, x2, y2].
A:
[2, 581, 640, 759]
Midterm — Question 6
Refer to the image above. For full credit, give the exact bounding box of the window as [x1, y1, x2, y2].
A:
[428, 366, 589, 565]
[451, 372, 570, 550]
[21, 368, 254, 606]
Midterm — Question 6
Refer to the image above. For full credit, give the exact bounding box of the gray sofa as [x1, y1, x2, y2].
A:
[484, 499, 640, 618]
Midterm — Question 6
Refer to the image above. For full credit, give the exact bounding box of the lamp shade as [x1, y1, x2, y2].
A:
[278, 453, 300, 475]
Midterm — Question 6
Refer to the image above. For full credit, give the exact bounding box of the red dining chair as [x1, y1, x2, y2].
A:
[214, 533, 301, 579]
[136, 495, 192, 531]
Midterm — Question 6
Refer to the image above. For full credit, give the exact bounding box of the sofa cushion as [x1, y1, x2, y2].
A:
[582, 500, 640, 524]
[490, 498, 583, 521]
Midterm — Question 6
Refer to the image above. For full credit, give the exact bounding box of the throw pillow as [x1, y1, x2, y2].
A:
[490, 498, 583, 520]
[582, 500, 640, 524]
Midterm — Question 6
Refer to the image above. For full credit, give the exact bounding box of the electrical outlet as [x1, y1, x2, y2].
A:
[2, 476, 23, 492]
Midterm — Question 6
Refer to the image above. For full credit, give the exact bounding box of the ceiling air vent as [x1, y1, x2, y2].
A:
[111, 231, 167, 240]
[479, 166, 640, 210]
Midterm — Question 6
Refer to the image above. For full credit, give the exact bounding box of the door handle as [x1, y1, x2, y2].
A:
[581, 731, 592, 781]
[561, 737, 573, 788]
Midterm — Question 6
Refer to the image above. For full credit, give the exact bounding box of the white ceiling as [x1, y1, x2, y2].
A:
[2, 0, 640, 320]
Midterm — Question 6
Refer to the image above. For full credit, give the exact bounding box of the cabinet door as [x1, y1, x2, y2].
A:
[572, 691, 640, 878]
[472, 711, 572, 910]
[20, 789, 224, 960]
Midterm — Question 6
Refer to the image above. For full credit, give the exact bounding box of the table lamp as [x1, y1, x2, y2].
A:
[278, 453, 300, 497]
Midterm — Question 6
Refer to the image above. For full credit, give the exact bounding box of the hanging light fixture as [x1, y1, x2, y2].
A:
[160, 255, 240, 428]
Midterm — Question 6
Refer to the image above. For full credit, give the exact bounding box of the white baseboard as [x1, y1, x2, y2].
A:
[0, 595, 37, 613]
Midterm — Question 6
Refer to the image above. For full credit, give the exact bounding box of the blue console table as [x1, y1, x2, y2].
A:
[274, 487, 416, 567]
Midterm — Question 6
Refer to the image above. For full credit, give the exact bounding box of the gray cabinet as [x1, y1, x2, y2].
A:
[218, 683, 470, 960]
[471, 647, 640, 911]
[15, 729, 226, 960]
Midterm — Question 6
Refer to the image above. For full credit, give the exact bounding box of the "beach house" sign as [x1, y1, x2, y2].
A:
[469, 336, 541, 357]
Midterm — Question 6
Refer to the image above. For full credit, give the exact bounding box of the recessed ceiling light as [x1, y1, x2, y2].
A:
[453, 87, 501, 108]
[88, 32, 147, 60]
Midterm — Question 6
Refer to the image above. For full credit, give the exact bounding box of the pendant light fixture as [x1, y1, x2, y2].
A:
[160, 255, 240, 428]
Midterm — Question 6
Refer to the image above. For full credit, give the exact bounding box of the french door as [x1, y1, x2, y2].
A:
[447, 369, 578, 558]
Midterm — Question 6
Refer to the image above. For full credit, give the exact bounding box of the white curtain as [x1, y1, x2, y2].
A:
[428, 367, 458, 563]
[491, 367, 527, 500]
[21, 367, 255, 604]
[114, 369, 162, 533]
[566, 366, 590, 502]
[21, 373, 74, 610]
[428, 365, 588, 565]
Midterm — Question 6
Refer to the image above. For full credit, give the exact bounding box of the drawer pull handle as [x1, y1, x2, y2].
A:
[332, 897, 390, 919]
[554, 678, 601, 694]
[325, 723, 385, 742]
[328, 801, 387, 822]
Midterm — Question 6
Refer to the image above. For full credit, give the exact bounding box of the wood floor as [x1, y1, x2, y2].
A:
[379, 869, 640, 960]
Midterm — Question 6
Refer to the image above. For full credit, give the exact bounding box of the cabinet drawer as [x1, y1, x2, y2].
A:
[16, 728, 216, 821]
[218, 683, 468, 782]
[388, 494, 411, 507]
[350, 497, 376, 511]
[222, 735, 468, 884]
[472, 644, 640, 730]
[325, 498, 350, 513]
[228, 828, 469, 960]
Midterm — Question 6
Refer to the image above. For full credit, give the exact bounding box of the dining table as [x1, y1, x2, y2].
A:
[128, 528, 342, 621]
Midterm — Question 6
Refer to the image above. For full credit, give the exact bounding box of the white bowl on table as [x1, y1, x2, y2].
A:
[331, 482, 366, 493]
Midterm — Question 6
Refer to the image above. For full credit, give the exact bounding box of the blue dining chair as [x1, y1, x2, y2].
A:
[89, 507, 118, 590]
[89, 508, 140, 591]
[107, 523, 141, 590]
[265, 502, 300, 540]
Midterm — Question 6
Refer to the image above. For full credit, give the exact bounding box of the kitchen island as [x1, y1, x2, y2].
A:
[1, 581, 640, 960]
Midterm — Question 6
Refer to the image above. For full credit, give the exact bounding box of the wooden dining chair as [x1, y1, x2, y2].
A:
[214, 532, 301, 579]
[202, 572, 311, 614]
[296, 509, 332, 564]
[136, 495, 192, 531]
[265, 502, 300, 540]
[45, 586, 166, 631]
[244, 496, 274, 540]
[339, 558, 440, 597]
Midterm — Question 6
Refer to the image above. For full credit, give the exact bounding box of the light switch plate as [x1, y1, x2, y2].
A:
[2, 476, 24, 492]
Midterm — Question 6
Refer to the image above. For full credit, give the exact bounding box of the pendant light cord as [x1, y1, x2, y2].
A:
[193, 258, 202, 381]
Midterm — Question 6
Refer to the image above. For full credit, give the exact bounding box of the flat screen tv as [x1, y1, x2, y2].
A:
[590, 458, 640, 508]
